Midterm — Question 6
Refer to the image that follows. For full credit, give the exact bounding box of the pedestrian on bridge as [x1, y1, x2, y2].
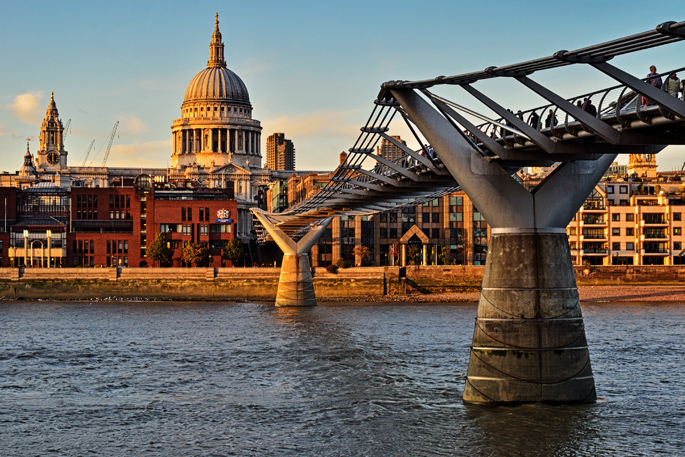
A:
[643, 65, 663, 106]
[662, 72, 680, 97]
[529, 111, 540, 129]
[583, 98, 598, 116]
[544, 109, 557, 128]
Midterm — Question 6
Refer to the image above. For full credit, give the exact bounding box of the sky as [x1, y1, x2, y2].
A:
[1, 1, 684, 172]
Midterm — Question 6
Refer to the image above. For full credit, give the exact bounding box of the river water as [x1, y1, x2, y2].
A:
[1, 301, 683, 456]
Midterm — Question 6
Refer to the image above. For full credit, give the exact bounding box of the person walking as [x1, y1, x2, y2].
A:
[584, 98, 597, 116]
[643, 65, 662, 106]
[544, 109, 557, 128]
[663, 72, 680, 97]
[529, 111, 540, 129]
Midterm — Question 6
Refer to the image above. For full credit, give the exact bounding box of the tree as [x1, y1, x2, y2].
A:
[439, 246, 453, 265]
[182, 242, 211, 267]
[147, 232, 173, 267]
[352, 245, 372, 266]
[223, 239, 244, 267]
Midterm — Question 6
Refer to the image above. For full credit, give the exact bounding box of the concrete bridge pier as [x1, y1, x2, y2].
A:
[389, 87, 627, 404]
[252, 211, 333, 307]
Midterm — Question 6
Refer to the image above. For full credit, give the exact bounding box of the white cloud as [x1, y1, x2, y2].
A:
[10, 92, 44, 124]
[262, 109, 363, 141]
[104, 139, 172, 168]
[119, 115, 148, 135]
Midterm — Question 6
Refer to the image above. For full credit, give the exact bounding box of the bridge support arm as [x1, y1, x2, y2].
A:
[253, 211, 333, 307]
[388, 87, 633, 404]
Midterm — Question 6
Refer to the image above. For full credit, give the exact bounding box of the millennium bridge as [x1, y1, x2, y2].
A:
[251, 21, 685, 404]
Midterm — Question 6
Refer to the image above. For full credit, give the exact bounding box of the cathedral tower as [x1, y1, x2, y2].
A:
[36, 92, 68, 169]
[628, 153, 657, 178]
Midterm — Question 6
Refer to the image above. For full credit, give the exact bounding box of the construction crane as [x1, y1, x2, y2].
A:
[62, 119, 71, 142]
[81, 140, 95, 166]
[101, 121, 119, 167]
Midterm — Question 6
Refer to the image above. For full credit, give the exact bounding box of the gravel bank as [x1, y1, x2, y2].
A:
[319, 285, 685, 304]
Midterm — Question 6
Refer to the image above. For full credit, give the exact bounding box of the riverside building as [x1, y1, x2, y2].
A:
[0, 180, 237, 268]
[270, 156, 685, 267]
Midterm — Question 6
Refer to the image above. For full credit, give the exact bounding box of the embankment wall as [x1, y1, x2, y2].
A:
[0, 265, 682, 300]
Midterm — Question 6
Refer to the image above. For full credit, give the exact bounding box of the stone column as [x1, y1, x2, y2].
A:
[391, 87, 620, 404]
[401, 244, 406, 266]
[422, 244, 428, 265]
[252, 211, 333, 307]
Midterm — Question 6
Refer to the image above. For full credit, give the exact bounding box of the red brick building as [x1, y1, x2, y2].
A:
[0, 179, 238, 268]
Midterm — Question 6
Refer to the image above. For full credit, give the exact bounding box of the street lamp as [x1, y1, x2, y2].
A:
[23, 230, 28, 267]
[46, 230, 52, 268]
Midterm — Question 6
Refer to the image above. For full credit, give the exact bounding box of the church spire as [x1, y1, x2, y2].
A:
[208, 13, 226, 68]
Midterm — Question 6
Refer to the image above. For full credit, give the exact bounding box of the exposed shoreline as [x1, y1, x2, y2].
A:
[3, 285, 685, 305]
[320, 285, 685, 304]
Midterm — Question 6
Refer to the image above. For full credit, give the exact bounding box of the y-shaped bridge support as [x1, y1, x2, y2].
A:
[390, 88, 624, 404]
[253, 212, 333, 307]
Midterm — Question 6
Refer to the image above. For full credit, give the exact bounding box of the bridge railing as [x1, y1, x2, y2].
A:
[473, 65, 685, 144]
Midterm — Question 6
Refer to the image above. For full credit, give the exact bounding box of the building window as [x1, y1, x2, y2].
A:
[182, 207, 186, 221]
[182, 225, 192, 236]
[675, 227, 682, 236]
[450, 212, 463, 222]
[627, 228, 634, 236]
[607, 185, 614, 194]
[432, 213, 439, 223]
[124, 241, 128, 254]
[209, 224, 231, 233]
[619, 200, 629, 206]
[432, 228, 440, 239]
[199, 208, 204, 222]
[422, 213, 430, 223]
[200, 225, 208, 236]
[675, 242, 682, 250]
[626, 242, 634, 250]
[612, 242, 620, 250]
[107, 240, 111, 254]
[612, 214, 620, 221]
[90, 240, 94, 254]
[612, 228, 620, 236]
[187, 208, 192, 221]
[569, 228, 577, 236]
[620, 186, 628, 194]
[675, 213, 682, 221]
[77, 195, 82, 208]
[626, 214, 634, 221]
[380, 228, 387, 238]
[118, 241, 123, 254]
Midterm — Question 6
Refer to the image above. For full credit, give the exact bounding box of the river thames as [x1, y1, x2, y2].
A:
[1, 301, 683, 456]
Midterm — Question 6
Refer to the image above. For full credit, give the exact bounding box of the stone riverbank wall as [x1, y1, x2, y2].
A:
[0, 265, 683, 301]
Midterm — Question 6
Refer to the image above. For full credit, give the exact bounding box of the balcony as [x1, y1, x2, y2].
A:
[582, 216, 606, 225]
[583, 248, 608, 254]
[642, 215, 667, 225]
[643, 229, 668, 239]
[583, 202, 606, 211]
[643, 248, 669, 254]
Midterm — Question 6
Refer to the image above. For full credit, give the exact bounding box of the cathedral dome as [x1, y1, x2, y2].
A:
[182, 13, 250, 106]
[184, 67, 250, 104]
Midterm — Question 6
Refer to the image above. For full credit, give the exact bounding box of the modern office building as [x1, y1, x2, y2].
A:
[265, 133, 296, 171]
